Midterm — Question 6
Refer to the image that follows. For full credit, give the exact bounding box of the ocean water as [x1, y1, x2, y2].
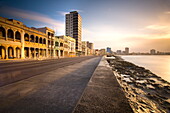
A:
[121, 55, 170, 82]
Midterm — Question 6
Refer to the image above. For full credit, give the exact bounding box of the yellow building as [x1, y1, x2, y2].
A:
[54, 37, 64, 58]
[56, 35, 76, 57]
[82, 41, 88, 56]
[0, 17, 54, 60]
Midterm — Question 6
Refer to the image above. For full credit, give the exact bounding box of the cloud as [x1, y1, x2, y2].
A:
[146, 25, 169, 30]
[164, 11, 170, 14]
[0, 6, 65, 35]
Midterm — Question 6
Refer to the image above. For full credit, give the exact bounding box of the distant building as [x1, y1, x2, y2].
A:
[125, 47, 129, 54]
[116, 50, 121, 54]
[66, 11, 82, 55]
[94, 49, 99, 56]
[99, 49, 106, 55]
[150, 49, 156, 55]
[87, 41, 94, 55]
[82, 41, 88, 56]
[106, 47, 112, 54]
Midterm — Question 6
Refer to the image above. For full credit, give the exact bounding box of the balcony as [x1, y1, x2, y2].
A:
[8, 38, 14, 41]
[15, 39, 21, 42]
[0, 36, 5, 40]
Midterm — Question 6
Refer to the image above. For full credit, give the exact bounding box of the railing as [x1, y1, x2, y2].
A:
[8, 38, 14, 41]
[0, 36, 5, 40]
[15, 39, 21, 42]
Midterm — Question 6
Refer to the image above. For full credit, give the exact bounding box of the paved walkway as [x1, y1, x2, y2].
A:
[0, 57, 101, 113]
[73, 57, 133, 113]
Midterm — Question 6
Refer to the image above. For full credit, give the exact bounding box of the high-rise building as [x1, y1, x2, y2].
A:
[116, 50, 122, 54]
[65, 11, 82, 55]
[106, 47, 112, 54]
[125, 47, 129, 54]
[150, 49, 156, 55]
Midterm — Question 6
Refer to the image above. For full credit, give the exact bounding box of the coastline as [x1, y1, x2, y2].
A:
[107, 55, 170, 113]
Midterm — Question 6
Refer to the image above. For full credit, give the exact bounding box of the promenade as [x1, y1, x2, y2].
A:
[0, 56, 133, 113]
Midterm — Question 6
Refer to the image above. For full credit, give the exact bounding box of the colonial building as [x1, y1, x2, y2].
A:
[82, 41, 88, 56]
[36, 27, 55, 57]
[87, 41, 94, 55]
[55, 35, 76, 58]
[0, 17, 55, 59]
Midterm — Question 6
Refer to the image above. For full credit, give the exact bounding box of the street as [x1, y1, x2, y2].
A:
[0, 56, 101, 113]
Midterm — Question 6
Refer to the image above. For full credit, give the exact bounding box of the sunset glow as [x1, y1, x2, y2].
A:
[1, 0, 170, 52]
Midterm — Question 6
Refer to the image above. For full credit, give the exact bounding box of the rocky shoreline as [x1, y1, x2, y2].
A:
[107, 56, 170, 113]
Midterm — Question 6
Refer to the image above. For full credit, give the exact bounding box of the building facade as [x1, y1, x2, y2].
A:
[36, 27, 55, 58]
[106, 47, 112, 54]
[99, 49, 106, 55]
[55, 35, 76, 58]
[82, 41, 88, 56]
[125, 47, 129, 54]
[150, 49, 156, 55]
[66, 11, 82, 55]
[0, 17, 53, 60]
[87, 41, 94, 55]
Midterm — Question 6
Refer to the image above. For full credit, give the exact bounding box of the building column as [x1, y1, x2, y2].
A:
[53, 49, 56, 57]
[21, 31, 25, 59]
[13, 47, 16, 58]
[46, 48, 48, 58]
[5, 47, 8, 59]
[38, 48, 40, 58]
[5, 29, 8, 41]
[58, 50, 60, 58]
[29, 47, 31, 58]
[13, 30, 16, 42]
[34, 48, 36, 59]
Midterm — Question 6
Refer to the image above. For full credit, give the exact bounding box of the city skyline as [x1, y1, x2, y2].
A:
[1, 0, 170, 52]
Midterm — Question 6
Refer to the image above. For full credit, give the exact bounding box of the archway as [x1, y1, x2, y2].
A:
[43, 38, 46, 44]
[0, 46, 6, 59]
[40, 49, 43, 57]
[24, 33, 29, 41]
[60, 50, 63, 57]
[16, 47, 21, 58]
[56, 50, 58, 57]
[35, 36, 39, 43]
[30, 48, 35, 58]
[30, 35, 34, 42]
[8, 47, 14, 59]
[39, 37, 42, 44]
[0, 27, 6, 39]
[44, 49, 46, 57]
[24, 47, 29, 58]
[35, 48, 39, 58]
[7, 29, 14, 41]
[15, 31, 21, 42]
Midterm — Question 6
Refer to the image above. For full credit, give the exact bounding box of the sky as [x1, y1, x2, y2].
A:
[0, 0, 170, 52]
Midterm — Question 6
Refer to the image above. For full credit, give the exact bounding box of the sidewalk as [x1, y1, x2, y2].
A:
[73, 57, 133, 113]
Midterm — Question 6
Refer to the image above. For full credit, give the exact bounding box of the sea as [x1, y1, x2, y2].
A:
[121, 55, 170, 82]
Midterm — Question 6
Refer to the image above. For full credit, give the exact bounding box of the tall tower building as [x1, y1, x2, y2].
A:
[65, 11, 82, 55]
[125, 47, 129, 54]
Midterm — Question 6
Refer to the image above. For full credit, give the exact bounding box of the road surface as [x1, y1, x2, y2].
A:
[0, 56, 101, 113]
